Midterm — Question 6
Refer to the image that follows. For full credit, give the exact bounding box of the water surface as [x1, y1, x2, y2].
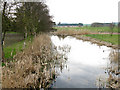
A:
[50, 35, 116, 88]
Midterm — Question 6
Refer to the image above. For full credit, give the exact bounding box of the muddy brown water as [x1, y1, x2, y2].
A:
[50, 35, 118, 88]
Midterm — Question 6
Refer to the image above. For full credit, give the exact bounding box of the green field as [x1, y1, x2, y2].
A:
[54, 26, 119, 45]
[85, 34, 119, 45]
[54, 26, 118, 33]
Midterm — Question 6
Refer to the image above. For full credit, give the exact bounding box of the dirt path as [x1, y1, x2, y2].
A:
[90, 32, 120, 35]
[4, 33, 24, 47]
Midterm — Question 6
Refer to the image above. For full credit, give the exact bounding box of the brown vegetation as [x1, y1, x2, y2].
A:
[75, 35, 119, 49]
[2, 34, 66, 88]
[96, 50, 120, 88]
[52, 30, 119, 49]
[106, 50, 120, 88]
[52, 30, 91, 36]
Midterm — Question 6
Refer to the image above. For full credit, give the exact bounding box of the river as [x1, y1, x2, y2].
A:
[50, 35, 118, 88]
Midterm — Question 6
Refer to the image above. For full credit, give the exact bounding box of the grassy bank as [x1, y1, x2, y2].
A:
[85, 34, 119, 45]
[52, 27, 119, 48]
[54, 26, 118, 33]
[3, 36, 33, 60]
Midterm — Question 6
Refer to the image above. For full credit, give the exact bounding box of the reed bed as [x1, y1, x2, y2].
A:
[52, 29, 91, 36]
[96, 50, 120, 88]
[2, 34, 66, 88]
[106, 50, 120, 88]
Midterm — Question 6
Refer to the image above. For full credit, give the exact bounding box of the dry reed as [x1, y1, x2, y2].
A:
[52, 30, 91, 36]
[97, 50, 120, 88]
[2, 34, 66, 88]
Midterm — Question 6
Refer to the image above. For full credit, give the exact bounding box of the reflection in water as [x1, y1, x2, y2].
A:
[50, 35, 118, 88]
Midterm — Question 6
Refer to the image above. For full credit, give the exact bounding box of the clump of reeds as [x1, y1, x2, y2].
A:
[97, 50, 120, 88]
[109, 50, 118, 64]
[96, 75, 108, 88]
[52, 29, 91, 36]
[105, 50, 120, 88]
[2, 34, 67, 88]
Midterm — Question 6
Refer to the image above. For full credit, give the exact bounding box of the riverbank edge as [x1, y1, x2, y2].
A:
[51, 33, 119, 49]
[74, 35, 119, 49]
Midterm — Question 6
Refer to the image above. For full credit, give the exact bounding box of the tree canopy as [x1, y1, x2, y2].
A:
[2, 1, 53, 34]
[1, 1, 53, 60]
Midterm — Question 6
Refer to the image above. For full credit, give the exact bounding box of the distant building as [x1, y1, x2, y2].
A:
[91, 22, 113, 27]
[57, 23, 83, 27]
[104, 23, 111, 27]
[91, 23, 104, 27]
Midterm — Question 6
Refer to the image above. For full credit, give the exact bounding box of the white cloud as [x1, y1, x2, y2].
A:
[46, 0, 119, 24]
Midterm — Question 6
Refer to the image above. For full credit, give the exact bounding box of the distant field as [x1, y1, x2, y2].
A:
[53, 26, 119, 46]
[54, 26, 118, 33]
[85, 34, 119, 45]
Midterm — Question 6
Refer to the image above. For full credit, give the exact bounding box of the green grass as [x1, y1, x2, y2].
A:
[54, 26, 118, 33]
[54, 26, 119, 45]
[4, 40, 24, 59]
[6, 31, 22, 34]
[4, 36, 33, 60]
[85, 34, 119, 45]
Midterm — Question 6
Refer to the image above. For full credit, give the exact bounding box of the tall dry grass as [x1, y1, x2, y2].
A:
[97, 50, 120, 88]
[109, 50, 119, 64]
[2, 34, 66, 88]
[52, 30, 91, 36]
[106, 50, 120, 88]
[96, 50, 119, 88]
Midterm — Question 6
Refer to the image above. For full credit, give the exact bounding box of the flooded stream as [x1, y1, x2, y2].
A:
[50, 35, 118, 88]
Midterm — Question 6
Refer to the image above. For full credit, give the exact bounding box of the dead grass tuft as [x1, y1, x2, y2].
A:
[2, 34, 66, 88]
[96, 50, 119, 88]
[52, 30, 91, 36]
[109, 50, 119, 64]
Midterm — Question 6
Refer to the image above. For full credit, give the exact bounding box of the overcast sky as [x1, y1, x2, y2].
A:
[46, 0, 119, 24]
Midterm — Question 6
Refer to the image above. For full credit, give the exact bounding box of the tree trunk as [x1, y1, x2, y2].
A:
[2, 30, 6, 61]
[2, 2, 7, 61]
[24, 26, 28, 39]
[2, 30, 6, 45]
[0, 16, 2, 63]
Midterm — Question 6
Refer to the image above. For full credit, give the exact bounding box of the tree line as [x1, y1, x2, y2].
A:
[1, 1, 54, 60]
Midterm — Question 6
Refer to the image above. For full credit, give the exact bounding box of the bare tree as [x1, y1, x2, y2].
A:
[1, 1, 20, 60]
